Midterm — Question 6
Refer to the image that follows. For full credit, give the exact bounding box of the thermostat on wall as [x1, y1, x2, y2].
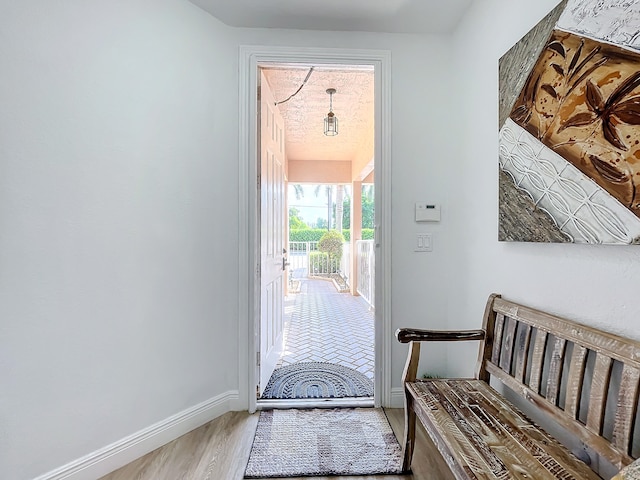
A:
[415, 202, 440, 222]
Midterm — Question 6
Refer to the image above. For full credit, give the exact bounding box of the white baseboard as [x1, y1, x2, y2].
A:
[34, 390, 239, 480]
[390, 387, 404, 408]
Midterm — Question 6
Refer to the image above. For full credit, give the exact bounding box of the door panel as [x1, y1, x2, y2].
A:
[259, 70, 286, 397]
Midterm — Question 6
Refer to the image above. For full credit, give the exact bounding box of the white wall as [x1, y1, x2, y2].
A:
[447, 0, 640, 376]
[1, 2, 462, 476]
[0, 2, 239, 479]
[13, 0, 636, 477]
[229, 26, 457, 383]
[448, 2, 640, 474]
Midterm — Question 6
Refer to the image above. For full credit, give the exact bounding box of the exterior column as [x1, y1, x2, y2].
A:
[350, 181, 362, 296]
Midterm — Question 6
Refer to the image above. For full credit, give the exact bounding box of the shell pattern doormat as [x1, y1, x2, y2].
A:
[260, 362, 374, 399]
[244, 408, 403, 478]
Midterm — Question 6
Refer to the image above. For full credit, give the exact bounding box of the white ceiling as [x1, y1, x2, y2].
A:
[189, 0, 473, 34]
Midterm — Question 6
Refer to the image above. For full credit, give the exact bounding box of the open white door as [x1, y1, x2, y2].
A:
[257, 70, 287, 398]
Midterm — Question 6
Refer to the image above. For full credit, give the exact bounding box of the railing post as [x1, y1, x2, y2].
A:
[350, 180, 362, 296]
[355, 240, 375, 309]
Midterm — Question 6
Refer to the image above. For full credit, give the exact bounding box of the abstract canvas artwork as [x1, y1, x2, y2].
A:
[499, 0, 640, 244]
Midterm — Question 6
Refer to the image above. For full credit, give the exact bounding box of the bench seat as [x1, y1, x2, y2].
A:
[408, 379, 600, 479]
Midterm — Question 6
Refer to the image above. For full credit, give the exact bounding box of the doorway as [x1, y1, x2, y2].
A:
[238, 46, 392, 413]
[257, 64, 376, 408]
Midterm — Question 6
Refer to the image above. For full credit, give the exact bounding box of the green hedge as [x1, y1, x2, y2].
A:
[289, 228, 374, 243]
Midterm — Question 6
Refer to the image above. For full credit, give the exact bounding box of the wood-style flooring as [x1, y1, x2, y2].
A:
[99, 408, 455, 480]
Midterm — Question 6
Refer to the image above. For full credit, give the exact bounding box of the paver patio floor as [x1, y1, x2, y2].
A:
[276, 275, 374, 380]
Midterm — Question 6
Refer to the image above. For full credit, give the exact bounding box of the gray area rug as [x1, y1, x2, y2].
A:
[260, 362, 373, 399]
[244, 408, 403, 478]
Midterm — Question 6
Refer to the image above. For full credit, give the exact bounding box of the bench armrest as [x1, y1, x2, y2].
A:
[396, 328, 485, 344]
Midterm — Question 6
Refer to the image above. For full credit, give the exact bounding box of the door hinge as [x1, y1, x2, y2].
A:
[257, 173, 261, 188]
[256, 263, 261, 276]
[256, 351, 260, 367]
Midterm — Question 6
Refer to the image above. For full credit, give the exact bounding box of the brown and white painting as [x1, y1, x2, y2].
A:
[499, 0, 640, 244]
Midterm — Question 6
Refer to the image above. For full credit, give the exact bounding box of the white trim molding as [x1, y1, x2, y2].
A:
[390, 387, 405, 409]
[238, 45, 393, 412]
[33, 391, 239, 480]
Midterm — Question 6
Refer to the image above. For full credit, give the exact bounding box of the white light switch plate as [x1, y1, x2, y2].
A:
[415, 234, 432, 252]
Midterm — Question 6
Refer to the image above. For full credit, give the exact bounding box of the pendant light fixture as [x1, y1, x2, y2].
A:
[324, 88, 338, 136]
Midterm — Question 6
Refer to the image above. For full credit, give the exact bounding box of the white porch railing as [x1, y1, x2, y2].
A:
[288, 241, 350, 280]
[288, 241, 318, 276]
[341, 242, 351, 287]
[288, 240, 373, 304]
[356, 240, 375, 307]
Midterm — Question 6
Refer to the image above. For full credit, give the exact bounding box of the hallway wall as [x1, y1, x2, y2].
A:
[7, 0, 640, 478]
[0, 1, 239, 478]
[447, 0, 640, 375]
[2, 2, 460, 477]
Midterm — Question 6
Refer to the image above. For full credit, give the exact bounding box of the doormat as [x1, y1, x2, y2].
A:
[244, 408, 403, 478]
[260, 362, 373, 399]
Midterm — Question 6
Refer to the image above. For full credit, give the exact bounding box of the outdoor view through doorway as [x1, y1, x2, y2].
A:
[257, 63, 376, 406]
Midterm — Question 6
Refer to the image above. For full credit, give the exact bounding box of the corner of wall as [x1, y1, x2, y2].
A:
[34, 390, 239, 480]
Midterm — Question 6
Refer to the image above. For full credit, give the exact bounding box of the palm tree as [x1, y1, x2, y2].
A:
[335, 185, 344, 233]
[291, 184, 304, 201]
[314, 184, 333, 230]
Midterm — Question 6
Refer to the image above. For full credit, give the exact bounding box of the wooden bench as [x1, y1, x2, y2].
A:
[396, 293, 640, 479]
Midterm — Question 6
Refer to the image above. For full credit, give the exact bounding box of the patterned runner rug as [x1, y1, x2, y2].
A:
[244, 408, 403, 478]
[260, 362, 373, 399]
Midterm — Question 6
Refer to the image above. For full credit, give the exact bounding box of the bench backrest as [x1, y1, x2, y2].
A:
[478, 294, 640, 469]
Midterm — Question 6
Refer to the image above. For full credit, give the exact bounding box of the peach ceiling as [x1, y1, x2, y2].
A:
[262, 66, 375, 163]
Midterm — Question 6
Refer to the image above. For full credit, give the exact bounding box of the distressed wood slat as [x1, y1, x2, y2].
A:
[477, 293, 500, 382]
[485, 361, 634, 468]
[413, 382, 532, 480]
[470, 381, 600, 480]
[449, 382, 573, 480]
[586, 354, 613, 436]
[493, 297, 640, 370]
[461, 380, 600, 480]
[425, 382, 509, 477]
[545, 337, 567, 406]
[529, 330, 548, 394]
[412, 380, 601, 480]
[514, 324, 532, 383]
[499, 317, 517, 374]
[565, 345, 588, 419]
[612, 365, 640, 454]
[492, 313, 506, 365]
[408, 382, 494, 480]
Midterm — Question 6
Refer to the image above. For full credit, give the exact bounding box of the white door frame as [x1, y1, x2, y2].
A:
[238, 45, 392, 413]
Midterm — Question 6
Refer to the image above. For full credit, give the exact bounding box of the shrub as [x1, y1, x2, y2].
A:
[318, 230, 345, 264]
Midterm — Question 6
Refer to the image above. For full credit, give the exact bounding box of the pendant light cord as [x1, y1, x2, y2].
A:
[274, 67, 314, 106]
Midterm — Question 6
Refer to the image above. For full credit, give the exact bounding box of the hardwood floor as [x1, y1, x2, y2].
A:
[99, 408, 455, 480]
